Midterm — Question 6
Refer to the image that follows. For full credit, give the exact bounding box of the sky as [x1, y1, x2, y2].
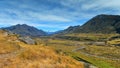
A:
[0, 0, 120, 32]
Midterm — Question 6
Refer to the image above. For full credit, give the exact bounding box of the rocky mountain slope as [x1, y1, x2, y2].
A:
[2, 24, 47, 37]
[62, 14, 120, 34]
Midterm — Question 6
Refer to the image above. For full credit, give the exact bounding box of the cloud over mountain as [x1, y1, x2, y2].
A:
[0, 0, 120, 31]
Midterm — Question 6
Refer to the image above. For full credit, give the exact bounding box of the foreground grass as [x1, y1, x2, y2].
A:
[0, 30, 83, 68]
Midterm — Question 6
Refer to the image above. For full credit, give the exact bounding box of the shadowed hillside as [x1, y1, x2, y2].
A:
[62, 14, 120, 34]
[2, 24, 47, 37]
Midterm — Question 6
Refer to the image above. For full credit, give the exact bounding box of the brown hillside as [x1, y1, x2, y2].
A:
[0, 30, 83, 68]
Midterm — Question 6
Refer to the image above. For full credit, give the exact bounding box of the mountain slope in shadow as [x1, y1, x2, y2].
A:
[2, 24, 47, 37]
[62, 14, 120, 34]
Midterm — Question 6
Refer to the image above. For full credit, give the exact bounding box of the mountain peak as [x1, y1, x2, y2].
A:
[95, 14, 120, 19]
[62, 14, 120, 34]
[97, 14, 120, 16]
[2, 24, 47, 37]
[15, 24, 31, 27]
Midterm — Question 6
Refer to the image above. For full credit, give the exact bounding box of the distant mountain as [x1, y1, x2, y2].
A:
[62, 14, 120, 34]
[47, 32, 55, 35]
[2, 24, 47, 37]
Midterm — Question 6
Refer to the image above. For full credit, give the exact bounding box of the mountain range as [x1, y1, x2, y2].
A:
[1, 14, 120, 37]
[62, 14, 120, 34]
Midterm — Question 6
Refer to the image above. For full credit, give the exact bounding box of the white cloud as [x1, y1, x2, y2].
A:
[1, 0, 120, 31]
[28, 12, 71, 22]
[0, 18, 67, 29]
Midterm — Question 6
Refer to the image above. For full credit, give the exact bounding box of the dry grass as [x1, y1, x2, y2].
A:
[0, 30, 83, 68]
[45, 37, 120, 68]
[64, 33, 117, 38]
[108, 39, 120, 45]
[80, 45, 120, 59]
[0, 30, 20, 54]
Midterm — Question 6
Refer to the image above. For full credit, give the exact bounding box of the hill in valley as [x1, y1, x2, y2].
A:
[62, 14, 120, 34]
[2, 24, 47, 37]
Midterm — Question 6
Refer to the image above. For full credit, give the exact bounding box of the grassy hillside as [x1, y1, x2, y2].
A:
[41, 34, 120, 68]
[0, 30, 83, 68]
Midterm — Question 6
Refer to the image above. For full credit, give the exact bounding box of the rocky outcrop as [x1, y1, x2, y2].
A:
[19, 36, 36, 45]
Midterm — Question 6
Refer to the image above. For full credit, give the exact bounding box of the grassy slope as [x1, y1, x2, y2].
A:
[62, 33, 118, 41]
[45, 35, 120, 68]
[0, 30, 83, 68]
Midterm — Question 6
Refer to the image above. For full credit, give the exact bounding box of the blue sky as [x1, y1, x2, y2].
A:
[0, 0, 120, 32]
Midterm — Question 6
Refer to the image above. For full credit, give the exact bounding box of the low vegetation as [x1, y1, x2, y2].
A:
[1, 29, 120, 68]
[41, 33, 120, 68]
[54, 33, 117, 42]
[0, 30, 83, 68]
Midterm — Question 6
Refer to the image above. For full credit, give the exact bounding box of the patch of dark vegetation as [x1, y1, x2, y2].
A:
[55, 36, 106, 42]
[72, 56, 94, 68]
[109, 35, 120, 40]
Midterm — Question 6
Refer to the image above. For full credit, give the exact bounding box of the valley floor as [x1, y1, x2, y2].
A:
[38, 33, 120, 68]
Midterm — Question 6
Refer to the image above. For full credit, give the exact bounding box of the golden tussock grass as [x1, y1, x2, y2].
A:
[0, 30, 84, 68]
